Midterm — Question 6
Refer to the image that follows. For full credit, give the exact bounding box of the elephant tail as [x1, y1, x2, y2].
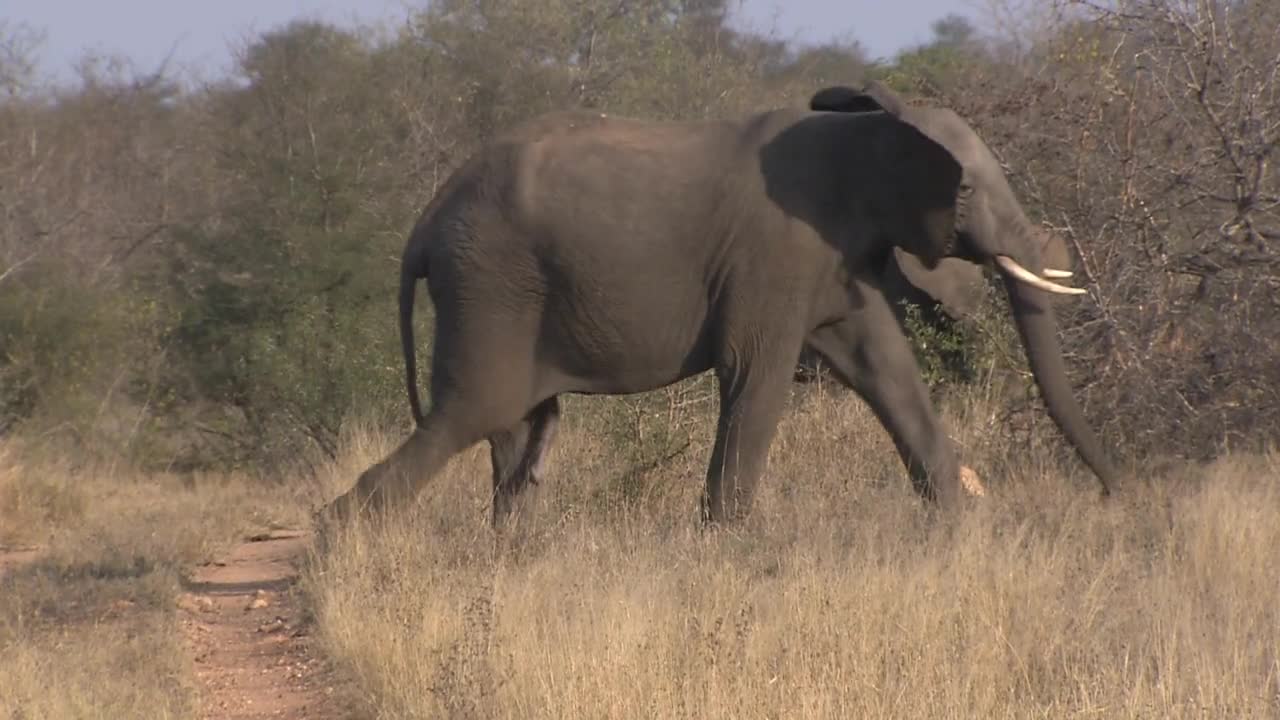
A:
[399, 249, 426, 427]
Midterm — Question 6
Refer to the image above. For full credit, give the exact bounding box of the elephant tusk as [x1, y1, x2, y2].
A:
[1042, 267, 1074, 279]
[996, 255, 1086, 295]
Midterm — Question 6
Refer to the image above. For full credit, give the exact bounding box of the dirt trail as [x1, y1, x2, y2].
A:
[0, 544, 42, 577]
[178, 529, 354, 720]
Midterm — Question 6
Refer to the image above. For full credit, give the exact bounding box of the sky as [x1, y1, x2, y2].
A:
[6, 0, 979, 86]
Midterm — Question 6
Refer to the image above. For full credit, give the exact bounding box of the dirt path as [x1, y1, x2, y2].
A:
[0, 544, 42, 577]
[177, 529, 355, 720]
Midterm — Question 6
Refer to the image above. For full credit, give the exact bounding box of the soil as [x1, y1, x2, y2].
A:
[2, 529, 357, 719]
[176, 529, 358, 720]
[0, 543, 42, 577]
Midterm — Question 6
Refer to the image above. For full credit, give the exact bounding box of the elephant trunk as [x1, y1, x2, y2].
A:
[1001, 272, 1116, 495]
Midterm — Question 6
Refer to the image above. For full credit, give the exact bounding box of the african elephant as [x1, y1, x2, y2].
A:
[324, 81, 1116, 527]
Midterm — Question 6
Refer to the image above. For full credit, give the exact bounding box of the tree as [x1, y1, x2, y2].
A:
[881, 13, 990, 96]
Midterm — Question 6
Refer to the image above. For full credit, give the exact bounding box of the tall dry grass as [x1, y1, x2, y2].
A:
[305, 387, 1280, 719]
[0, 442, 307, 719]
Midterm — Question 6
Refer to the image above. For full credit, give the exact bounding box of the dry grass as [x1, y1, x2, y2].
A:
[0, 443, 305, 720]
[305, 387, 1280, 719]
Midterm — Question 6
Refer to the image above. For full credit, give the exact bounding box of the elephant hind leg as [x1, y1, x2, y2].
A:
[325, 406, 476, 522]
[326, 303, 551, 524]
[489, 396, 561, 527]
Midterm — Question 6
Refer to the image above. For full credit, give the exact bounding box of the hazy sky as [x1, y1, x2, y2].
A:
[8, 0, 978, 85]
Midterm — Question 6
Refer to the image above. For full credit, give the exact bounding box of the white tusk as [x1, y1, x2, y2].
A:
[1042, 268, 1074, 279]
[996, 255, 1086, 295]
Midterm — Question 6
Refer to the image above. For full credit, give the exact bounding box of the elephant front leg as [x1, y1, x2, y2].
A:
[701, 358, 796, 525]
[805, 281, 963, 507]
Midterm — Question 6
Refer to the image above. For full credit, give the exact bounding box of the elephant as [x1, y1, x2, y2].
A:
[323, 81, 1117, 528]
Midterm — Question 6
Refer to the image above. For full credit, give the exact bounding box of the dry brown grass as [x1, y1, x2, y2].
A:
[305, 387, 1280, 719]
[0, 443, 305, 719]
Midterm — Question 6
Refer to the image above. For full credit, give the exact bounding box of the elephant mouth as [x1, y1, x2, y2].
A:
[951, 182, 1078, 294]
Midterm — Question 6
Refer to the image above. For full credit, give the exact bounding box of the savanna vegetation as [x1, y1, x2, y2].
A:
[310, 393, 1280, 719]
[1, 1, 1277, 718]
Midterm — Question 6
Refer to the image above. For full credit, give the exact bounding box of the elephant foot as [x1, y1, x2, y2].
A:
[317, 489, 360, 525]
[959, 465, 986, 497]
[312, 491, 360, 551]
[315, 462, 395, 529]
[312, 480, 394, 556]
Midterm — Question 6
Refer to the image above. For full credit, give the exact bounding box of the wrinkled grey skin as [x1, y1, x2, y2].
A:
[324, 82, 1116, 528]
[792, 249, 987, 383]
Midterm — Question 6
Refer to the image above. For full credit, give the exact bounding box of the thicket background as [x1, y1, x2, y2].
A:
[1, 0, 1276, 478]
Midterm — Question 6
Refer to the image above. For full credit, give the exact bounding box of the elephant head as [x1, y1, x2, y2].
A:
[881, 223, 1075, 323]
[806, 82, 1116, 495]
[809, 83, 1079, 285]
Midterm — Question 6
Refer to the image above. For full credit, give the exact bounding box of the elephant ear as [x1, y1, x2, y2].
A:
[876, 113, 964, 268]
[813, 83, 985, 316]
[810, 86, 884, 114]
[810, 81, 908, 116]
[890, 249, 987, 320]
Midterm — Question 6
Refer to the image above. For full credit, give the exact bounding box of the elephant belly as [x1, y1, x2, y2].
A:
[537, 282, 713, 396]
